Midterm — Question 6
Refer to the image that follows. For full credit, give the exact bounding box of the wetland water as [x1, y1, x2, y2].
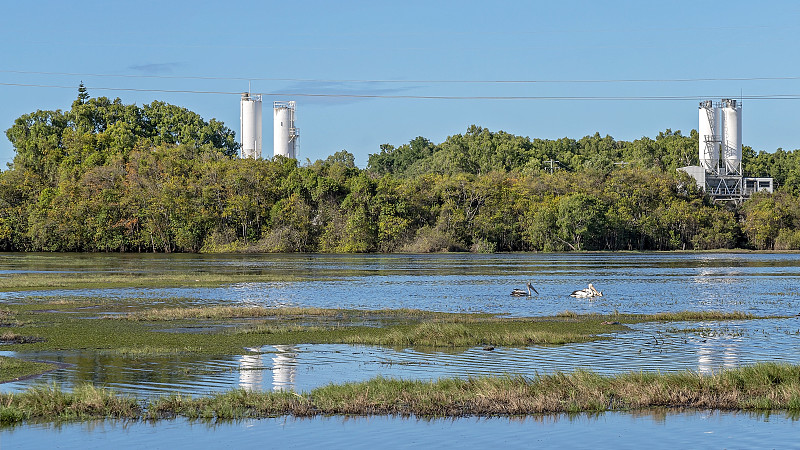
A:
[2, 252, 800, 447]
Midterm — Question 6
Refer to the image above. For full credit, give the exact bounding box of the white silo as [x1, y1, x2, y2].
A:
[720, 99, 742, 175]
[273, 101, 298, 159]
[240, 93, 263, 159]
[698, 100, 719, 172]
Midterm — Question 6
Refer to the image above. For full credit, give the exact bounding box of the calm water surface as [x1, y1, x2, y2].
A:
[3, 252, 800, 317]
[2, 252, 800, 446]
[2, 411, 798, 450]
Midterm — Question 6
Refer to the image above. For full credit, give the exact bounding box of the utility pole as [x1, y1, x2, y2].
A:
[544, 160, 560, 174]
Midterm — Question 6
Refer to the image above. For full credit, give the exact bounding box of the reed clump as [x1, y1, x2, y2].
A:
[109, 306, 467, 322]
[4, 363, 800, 423]
[148, 362, 800, 417]
[557, 310, 760, 323]
[337, 321, 605, 347]
[0, 383, 141, 424]
[0, 309, 19, 326]
[635, 311, 758, 322]
[147, 390, 309, 420]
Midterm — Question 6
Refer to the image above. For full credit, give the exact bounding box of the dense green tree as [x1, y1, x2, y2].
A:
[4, 92, 799, 253]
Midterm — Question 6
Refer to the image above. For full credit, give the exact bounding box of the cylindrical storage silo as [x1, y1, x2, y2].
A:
[721, 99, 741, 175]
[698, 100, 719, 172]
[240, 93, 263, 159]
[274, 101, 298, 159]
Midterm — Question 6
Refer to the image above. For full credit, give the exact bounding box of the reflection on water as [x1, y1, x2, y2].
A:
[238, 345, 298, 392]
[272, 345, 297, 391]
[3, 411, 799, 449]
[238, 353, 264, 391]
[3, 252, 800, 446]
[2, 254, 800, 411]
[3, 317, 799, 398]
[697, 336, 740, 375]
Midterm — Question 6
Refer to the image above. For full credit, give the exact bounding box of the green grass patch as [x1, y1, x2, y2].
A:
[109, 306, 473, 322]
[0, 356, 57, 383]
[0, 383, 141, 424]
[4, 363, 800, 423]
[0, 304, 780, 356]
[556, 310, 764, 323]
[0, 272, 301, 292]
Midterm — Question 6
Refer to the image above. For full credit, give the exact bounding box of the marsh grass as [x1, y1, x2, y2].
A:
[0, 306, 778, 356]
[0, 332, 45, 344]
[111, 306, 481, 322]
[557, 310, 763, 323]
[0, 383, 141, 423]
[635, 311, 759, 322]
[0, 309, 18, 326]
[144, 363, 800, 417]
[336, 321, 614, 347]
[4, 363, 800, 423]
[0, 272, 302, 292]
[0, 356, 56, 382]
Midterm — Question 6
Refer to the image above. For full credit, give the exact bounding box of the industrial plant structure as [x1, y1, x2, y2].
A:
[239, 95, 299, 160]
[239, 93, 263, 159]
[680, 99, 772, 203]
[273, 101, 298, 159]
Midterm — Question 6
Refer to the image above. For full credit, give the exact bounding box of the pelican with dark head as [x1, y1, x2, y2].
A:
[511, 282, 538, 297]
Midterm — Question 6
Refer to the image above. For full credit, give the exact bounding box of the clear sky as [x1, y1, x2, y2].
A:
[1, 0, 799, 168]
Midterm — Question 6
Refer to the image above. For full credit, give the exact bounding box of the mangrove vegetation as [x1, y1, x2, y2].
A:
[3, 90, 800, 253]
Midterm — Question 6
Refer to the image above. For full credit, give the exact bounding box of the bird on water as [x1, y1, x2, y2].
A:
[511, 282, 538, 297]
[570, 283, 602, 298]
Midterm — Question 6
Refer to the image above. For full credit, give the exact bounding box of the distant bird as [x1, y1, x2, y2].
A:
[570, 283, 602, 298]
[511, 282, 538, 297]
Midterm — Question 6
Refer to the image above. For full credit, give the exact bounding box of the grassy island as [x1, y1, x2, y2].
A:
[0, 300, 768, 358]
[2, 363, 799, 424]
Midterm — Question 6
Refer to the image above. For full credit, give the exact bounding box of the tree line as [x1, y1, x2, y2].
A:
[2, 91, 800, 252]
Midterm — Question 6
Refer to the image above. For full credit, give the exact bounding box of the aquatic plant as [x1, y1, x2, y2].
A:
[4, 363, 800, 423]
[0, 383, 140, 424]
[0, 356, 56, 382]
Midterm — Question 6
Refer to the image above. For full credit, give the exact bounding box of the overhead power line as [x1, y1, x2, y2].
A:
[2, 82, 800, 101]
[2, 70, 800, 85]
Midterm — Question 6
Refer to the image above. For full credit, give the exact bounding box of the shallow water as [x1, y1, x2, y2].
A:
[3, 253, 800, 318]
[3, 317, 800, 397]
[2, 411, 798, 450]
[2, 252, 800, 445]
[2, 253, 800, 396]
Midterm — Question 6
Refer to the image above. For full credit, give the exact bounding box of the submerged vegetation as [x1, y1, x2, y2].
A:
[3, 90, 800, 253]
[3, 363, 800, 423]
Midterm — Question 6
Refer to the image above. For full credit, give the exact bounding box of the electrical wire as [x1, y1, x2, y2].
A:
[2, 82, 800, 101]
[2, 70, 800, 85]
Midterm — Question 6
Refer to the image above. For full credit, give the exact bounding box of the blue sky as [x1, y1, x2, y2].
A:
[1, 0, 799, 168]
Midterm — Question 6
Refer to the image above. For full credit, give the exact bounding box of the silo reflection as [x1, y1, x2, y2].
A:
[238, 352, 264, 390]
[272, 345, 298, 392]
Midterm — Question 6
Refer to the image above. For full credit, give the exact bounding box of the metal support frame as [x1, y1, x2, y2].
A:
[705, 173, 745, 204]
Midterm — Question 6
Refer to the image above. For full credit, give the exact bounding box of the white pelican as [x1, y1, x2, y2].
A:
[511, 282, 538, 297]
[570, 283, 602, 298]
